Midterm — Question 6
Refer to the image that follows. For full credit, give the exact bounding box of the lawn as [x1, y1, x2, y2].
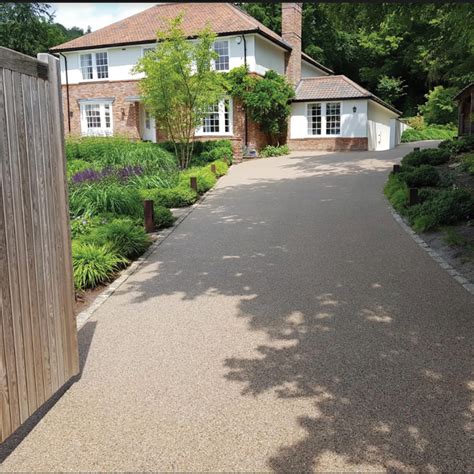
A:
[66, 136, 232, 293]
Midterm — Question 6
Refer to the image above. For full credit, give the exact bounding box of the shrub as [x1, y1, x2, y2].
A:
[259, 144, 290, 157]
[401, 125, 457, 142]
[82, 218, 151, 259]
[67, 159, 98, 179]
[461, 153, 474, 175]
[439, 136, 474, 155]
[418, 86, 458, 125]
[180, 167, 217, 194]
[161, 139, 234, 166]
[400, 165, 440, 188]
[71, 241, 127, 290]
[384, 175, 409, 212]
[401, 148, 450, 167]
[407, 188, 474, 232]
[139, 186, 198, 208]
[154, 205, 175, 229]
[210, 159, 229, 177]
[404, 115, 425, 130]
[69, 184, 142, 218]
[70, 212, 110, 239]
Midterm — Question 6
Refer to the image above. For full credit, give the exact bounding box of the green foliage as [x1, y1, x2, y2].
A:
[376, 75, 406, 105]
[70, 212, 110, 239]
[443, 227, 469, 247]
[408, 189, 474, 232]
[400, 165, 440, 188]
[239, 3, 474, 115]
[82, 218, 150, 259]
[210, 160, 229, 177]
[401, 148, 450, 167]
[259, 145, 290, 158]
[418, 86, 458, 125]
[227, 67, 295, 144]
[0, 3, 85, 56]
[401, 125, 457, 142]
[439, 136, 474, 155]
[67, 159, 99, 179]
[154, 206, 175, 229]
[140, 186, 198, 208]
[403, 116, 425, 131]
[69, 184, 142, 218]
[133, 15, 226, 169]
[71, 241, 127, 290]
[383, 175, 409, 213]
[180, 167, 217, 194]
[461, 153, 474, 175]
[160, 139, 233, 166]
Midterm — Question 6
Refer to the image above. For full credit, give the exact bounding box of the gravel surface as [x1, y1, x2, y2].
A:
[1, 142, 473, 472]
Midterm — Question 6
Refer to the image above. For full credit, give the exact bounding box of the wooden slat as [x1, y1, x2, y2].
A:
[0, 47, 48, 79]
[0, 48, 78, 443]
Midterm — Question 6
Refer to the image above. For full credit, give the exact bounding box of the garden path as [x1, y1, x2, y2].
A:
[1, 142, 473, 472]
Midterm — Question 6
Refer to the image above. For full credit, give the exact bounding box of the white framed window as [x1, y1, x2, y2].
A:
[145, 111, 151, 130]
[326, 102, 341, 135]
[197, 98, 232, 135]
[80, 101, 113, 136]
[79, 51, 108, 80]
[307, 103, 322, 136]
[213, 40, 230, 71]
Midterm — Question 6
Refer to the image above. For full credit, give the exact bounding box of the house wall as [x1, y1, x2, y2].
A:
[367, 100, 398, 151]
[62, 81, 141, 139]
[301, 60, 328, 78]
[254, 36, 285, 75]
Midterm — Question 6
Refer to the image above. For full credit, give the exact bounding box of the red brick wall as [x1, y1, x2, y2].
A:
[62, 80, 141, 139]
[282, 3, 302, 85]
[288, 137, 368, 151]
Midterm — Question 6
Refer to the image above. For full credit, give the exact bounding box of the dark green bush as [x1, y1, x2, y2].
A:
[154, 206, 175, 229]
[160, 139, 234, 165]
[259, 144, 290, 157]
[407, 188, 474, 232]
[140, 186, 198, 208]
[71, 241, 127, 290]
[69, 184, 142, 218]
[400, 165, 440, 188]
[439, 136, 474, 155]
[82, 218, 151, 259]
[401, 148, 450, 167]
[461, 153, 474, 175]
[210, 159, 229, 177]
[384, 175, 409, 212]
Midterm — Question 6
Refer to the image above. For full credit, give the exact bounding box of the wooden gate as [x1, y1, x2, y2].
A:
[0, 47, 79, 443]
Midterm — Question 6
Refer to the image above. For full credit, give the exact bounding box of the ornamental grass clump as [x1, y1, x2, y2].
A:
[71, 241, 127, 290]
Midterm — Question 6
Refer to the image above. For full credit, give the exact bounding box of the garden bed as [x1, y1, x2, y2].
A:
[384, 136, 474, 282]
[66, 136, 232, 306]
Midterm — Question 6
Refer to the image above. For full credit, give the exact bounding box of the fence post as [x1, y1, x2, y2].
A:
[393, 164, 401, 174]
[409, 188, 419, 206]
[144, 200, 154, 232]
[190, 176, 198, 192]
[210, 163, 217, 175]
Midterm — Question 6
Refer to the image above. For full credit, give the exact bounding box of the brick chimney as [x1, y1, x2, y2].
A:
[282, 2, 302, 86]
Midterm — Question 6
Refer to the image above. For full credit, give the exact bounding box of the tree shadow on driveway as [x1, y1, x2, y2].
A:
[116, 149, 473, 472]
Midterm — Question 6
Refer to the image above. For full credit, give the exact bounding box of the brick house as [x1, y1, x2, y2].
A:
[50, 2, 402, 154]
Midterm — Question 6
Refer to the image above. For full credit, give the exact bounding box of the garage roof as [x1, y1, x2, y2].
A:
[294, 75, 401, 115]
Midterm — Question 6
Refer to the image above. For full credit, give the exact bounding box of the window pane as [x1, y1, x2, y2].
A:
[326, 102, 341, 135]
[145, 111, 151, 129]
[307, 103, 321, 136]
[224, 100, 230, 133]
[214, 41, 229, 71]
[104, 104, 111, 128]
[80, 54, 93, 80]
[203, 103, 220, 133]
[85, 104, 101, 128]
[96, 51, 108, 79]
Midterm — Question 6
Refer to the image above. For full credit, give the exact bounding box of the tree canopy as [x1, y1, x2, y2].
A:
[0, 3, 85, 56]
[238, 2, 473, 116]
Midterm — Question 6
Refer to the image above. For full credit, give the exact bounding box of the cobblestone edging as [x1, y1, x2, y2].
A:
[75, 189, 215, 330]
[390, 209, 474, 296]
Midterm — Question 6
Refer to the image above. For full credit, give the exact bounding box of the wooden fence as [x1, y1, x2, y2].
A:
[0, 47, 79, 443]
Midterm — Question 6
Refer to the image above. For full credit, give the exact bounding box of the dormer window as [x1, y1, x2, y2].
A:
[80, 51, 109, 80]
[213, 40, 229, 71]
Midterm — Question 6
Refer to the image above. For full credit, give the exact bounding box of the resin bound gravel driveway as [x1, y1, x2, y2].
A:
[1, 142, 473, 472]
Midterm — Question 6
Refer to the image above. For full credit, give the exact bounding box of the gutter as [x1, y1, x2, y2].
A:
[59, 52, 71, 133]
[50, 29, 292, 54]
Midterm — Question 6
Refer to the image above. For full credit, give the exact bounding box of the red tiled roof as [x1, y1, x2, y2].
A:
[50, 3, 290, 52]
[295, 75, 401, 114]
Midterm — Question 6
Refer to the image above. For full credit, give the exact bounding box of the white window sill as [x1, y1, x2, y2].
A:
[195, 132, 233, 137]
